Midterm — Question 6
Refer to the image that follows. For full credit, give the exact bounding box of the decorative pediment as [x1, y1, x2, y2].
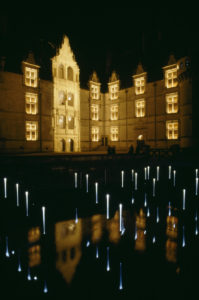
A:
[90, 71, 100, 83]
[168, 54, 176, 66]
[25, 51, 36, 65]
[109, 71, 119, 83]
[136, 62, 145, 75]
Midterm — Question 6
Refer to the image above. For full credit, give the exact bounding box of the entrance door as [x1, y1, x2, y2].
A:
[70, 139, 74, 152]
[105, 137, 108, 146]
[61, 139, 66, 152]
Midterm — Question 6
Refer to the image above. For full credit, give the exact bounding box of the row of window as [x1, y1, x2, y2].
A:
[91, 120, 179, 142]
[90, 93, 178, 121]
[25, 120, 178, 142]
[24, 65, 77, 89]
[90, 68, 178, 100]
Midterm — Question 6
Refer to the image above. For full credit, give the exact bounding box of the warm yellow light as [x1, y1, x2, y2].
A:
[91, 84, 100, 99]
[92, 126, 99, 141]
[110, 104, 118, 120]
[166, 93, 178, 114]
[166, 120, 178, 140]
[111, 126, 118, 141]
[25, 67, 37, 87]
[165, 68, 178, 88]
[135, 99, 145, 117]
[26, 93, 38, 115]
[28, 227, 41, 243]
[134, 77, 145, 95]
[109, 83, 119, 100]
[91, 104, 99, 120]
[28, 245, 41, 267]
[26, 121, 38, 141]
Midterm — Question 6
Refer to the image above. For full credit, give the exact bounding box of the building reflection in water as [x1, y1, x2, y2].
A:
[135, 209, 146, 251]
[28, 227, 41, 244]
[28, 227, 41, 267]
[107, 210, 120, 244]
[165, 215, 178, 263]
[91, 214, 104, 243]
[55, 219, 82, 284]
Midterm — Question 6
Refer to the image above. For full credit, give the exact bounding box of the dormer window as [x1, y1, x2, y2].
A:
[91, 84, 99, 100]
[25, 67, 37, 87]
[135, 77, 145, 95]
[109, 84, 118, 100]
[165, 68, 178, 88]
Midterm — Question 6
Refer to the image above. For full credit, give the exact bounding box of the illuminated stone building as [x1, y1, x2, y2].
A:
[0, 35, 193, 153]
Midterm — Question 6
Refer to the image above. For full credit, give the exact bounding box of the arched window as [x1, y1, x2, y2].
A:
[58, 64, 64, 79]
[67, 66, 73, 81]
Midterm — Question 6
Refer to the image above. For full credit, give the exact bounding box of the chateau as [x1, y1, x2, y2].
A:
[0, 35, 193, 153]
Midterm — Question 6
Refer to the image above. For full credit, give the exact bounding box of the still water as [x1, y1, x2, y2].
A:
[1, 164, 199, 299]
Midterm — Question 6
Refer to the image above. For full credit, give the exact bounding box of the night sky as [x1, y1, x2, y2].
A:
[0, 6, 198, 91]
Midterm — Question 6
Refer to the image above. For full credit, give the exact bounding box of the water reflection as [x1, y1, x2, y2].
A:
[55, 219, 82, 284]
[135, 209, 146, 251]
[165, 216, 178, 263]
[28, 227, 41, 244]
[91, 214, 103, 243]
[28, 245, 41, 267]
[107, 210, 120, 244]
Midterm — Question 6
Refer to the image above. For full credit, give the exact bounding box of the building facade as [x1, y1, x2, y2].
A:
[0, 35, 193, 153]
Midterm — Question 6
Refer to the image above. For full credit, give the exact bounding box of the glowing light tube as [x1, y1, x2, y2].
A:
[42, 206, 46, 234]
[16, 183, 19, 207]
[106, 194, 110, 219]
[95, 182, 98, 204]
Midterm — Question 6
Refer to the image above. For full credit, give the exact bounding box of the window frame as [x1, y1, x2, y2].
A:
[110, 126, 119, 141]
[25, 93, 38, 115]
[26, 121, 38, 141]
[25, 67, 38, 87]
[135, 99, 145, 117]
[166, 120, 179, 140]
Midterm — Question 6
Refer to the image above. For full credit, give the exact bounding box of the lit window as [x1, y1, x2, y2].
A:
[59, 91, 66, 105]
[166, 93, 178, 114]
[67, 93, 74, 106]
[26, 122, 38, 141]
[25, 93, 38, 114]
[109, 84, 118, 100]
[92, 127, 99, 141]
[165, 68, 178, 88]
[91, 84, 99, 100]
[135, 99, 145, 117]
[91, 105, 99, 120]
[111, 127, 118, 141]
[135, 77, 145, 95]
[25, 67, 37, 87]
[68, 116, 74, 129]
[166, 121, 178, 140]
[110, 105, 118, 120]
[58, 115, 65, 129]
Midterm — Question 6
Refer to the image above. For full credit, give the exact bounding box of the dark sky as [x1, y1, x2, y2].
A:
[0, 5, 198, 91]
